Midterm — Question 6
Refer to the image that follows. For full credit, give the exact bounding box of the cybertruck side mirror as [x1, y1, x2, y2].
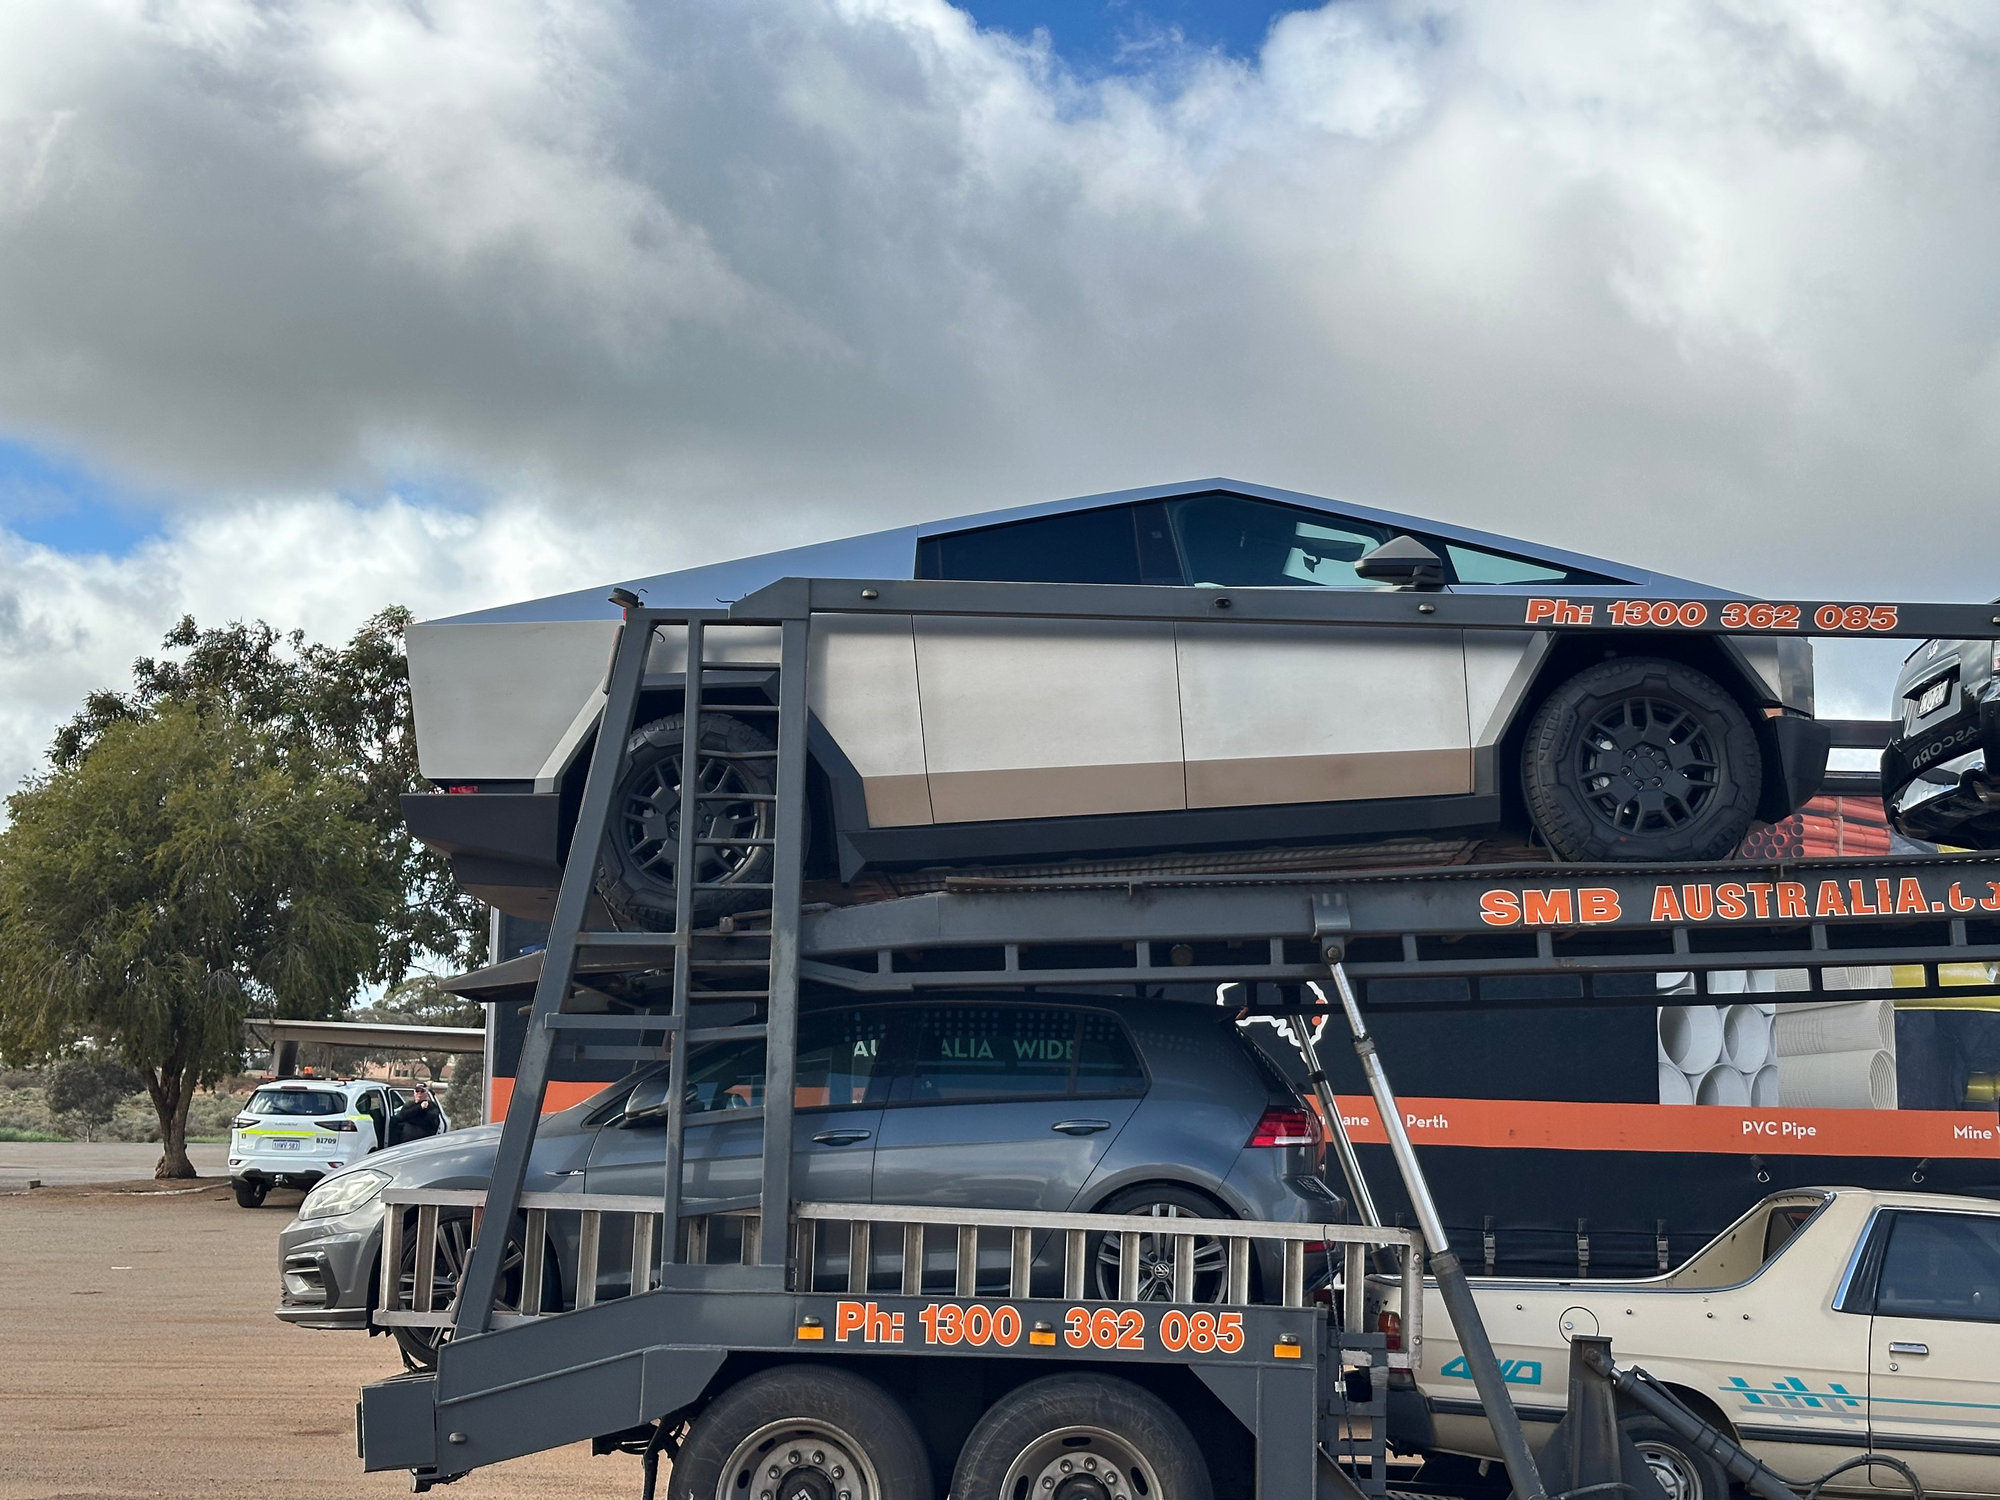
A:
[1354, 534, 1446, 591]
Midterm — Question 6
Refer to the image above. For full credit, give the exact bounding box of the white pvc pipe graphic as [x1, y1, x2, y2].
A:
[1658, 1005, 1724, 1073]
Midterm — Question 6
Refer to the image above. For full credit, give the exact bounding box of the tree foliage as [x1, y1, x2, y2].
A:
[45, 1056, 145, 1141]
[0, 705, 388, 1175]
[52, 608, 485, 979]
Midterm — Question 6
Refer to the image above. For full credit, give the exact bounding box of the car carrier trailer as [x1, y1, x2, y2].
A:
[356, 581, 2000, 1500]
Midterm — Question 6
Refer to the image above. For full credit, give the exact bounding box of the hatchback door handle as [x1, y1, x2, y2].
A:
[1052, 1119, 1112, 1136]
[1888, 1341, 1930, 1357]
[811, 1129, 871, 1146]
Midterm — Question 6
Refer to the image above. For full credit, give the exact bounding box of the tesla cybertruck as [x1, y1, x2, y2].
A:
[402, 480, 1825, 926]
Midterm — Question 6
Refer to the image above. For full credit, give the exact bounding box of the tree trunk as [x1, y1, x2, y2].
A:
[146, 1062, 198, 1179]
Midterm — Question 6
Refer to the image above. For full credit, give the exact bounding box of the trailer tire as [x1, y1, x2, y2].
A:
[671, 1365, 930, 1500]
[598, 711, 779, 929]
[1619, 1414, 1729, 1500]
[1522, 656, 1762, 863]
[232, 1178, 267, 1208]
[952, 1373, 1213, 1500]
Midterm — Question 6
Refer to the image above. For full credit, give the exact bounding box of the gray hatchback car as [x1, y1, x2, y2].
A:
[275, 993, 1337, 1364]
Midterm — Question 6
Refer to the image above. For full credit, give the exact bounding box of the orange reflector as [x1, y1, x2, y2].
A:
[1029, 1331, 1057, 1346]
[796, 1319, 824, 1341]
[1274, 1334, 1303, 1359]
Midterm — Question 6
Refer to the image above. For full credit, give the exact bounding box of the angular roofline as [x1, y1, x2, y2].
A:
[427, 478, 1703, 625]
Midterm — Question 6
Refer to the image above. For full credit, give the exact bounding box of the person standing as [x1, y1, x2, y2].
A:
[390, 1083, 445, 1146]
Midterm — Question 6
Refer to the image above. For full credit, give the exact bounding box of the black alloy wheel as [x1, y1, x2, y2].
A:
[596, 711, 778, 929]
[1523, 657, 1762, 862]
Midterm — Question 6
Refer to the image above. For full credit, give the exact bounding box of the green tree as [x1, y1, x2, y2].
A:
[45, 1056, 145, 1141]
[0, 705, 386, 1176]
[53, 609, 486, 980]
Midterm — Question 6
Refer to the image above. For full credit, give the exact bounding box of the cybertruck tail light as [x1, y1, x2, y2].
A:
[1248, 1104, 1321, 1148]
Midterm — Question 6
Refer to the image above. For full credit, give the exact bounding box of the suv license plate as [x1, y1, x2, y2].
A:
[1915, 677, 1952, 717]
[268, 1140, 300, 1151]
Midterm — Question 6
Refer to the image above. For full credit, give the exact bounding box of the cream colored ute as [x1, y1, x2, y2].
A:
[1375, 1187, 2000, 1500]
[399, 480, 1824, 928]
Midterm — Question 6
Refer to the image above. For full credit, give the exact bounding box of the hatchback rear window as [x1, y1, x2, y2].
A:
[245, 1090, 347, 1116]
[899, 1006, 1146, 1102]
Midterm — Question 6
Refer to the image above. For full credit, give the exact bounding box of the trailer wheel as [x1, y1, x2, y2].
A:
[952, 1373, 1213, 1500]
[1522, 657, 1761, 863]
[598, 712, 778, 929]
[671, 1365, 930, 1500]
[1620, 1414, 1728, 1500]
[231, 1178, 267, 1209]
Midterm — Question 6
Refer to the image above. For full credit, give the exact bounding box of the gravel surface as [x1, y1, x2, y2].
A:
[0, 1181, 635, 1499]
[0, 1140, 229, 1188]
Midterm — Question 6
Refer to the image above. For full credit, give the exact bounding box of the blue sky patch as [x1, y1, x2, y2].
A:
[963, 0, 1296, 69]
[0, 439, 165, 558]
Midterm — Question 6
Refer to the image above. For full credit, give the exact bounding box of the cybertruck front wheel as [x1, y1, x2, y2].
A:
[596, 712, 777, 929]
[1523, 657, 1762, 863]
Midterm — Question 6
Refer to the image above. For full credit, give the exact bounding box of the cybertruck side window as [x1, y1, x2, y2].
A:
[1445, 542, 1612, 586]
[1167, 493, 1396, 589]
[916, 503, 1183, 586]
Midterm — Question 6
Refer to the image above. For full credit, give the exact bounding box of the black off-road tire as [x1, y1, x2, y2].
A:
[596, 711, 778, 930]
[1523, 657, 1762, 862]
[953, 1373, 1213, 1500]
[232, 1178, 267, 1209]
[1619, 1414, 1730, 1500]
[670, 1365, 930, 1500]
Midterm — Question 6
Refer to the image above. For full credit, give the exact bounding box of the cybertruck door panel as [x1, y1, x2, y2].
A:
[1177, 623, 1471, 808]
[915, 617, 1185, 824]
[407, 620, 621, 782]
[809, 615, 933, 828]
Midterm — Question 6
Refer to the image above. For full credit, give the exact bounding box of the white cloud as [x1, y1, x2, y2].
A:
[1, 0, 1997, 783]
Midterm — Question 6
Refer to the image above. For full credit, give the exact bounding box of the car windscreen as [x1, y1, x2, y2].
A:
[245, 1089, 348, 1116]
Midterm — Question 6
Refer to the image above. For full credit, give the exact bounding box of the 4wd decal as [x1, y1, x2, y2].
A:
[1441, 1355, 1542, 1386]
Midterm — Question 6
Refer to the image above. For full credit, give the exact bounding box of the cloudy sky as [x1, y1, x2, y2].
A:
[2, 0, 1997, 792]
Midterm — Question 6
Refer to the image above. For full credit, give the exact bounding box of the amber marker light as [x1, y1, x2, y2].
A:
[1029, 1321, 1057, 1347]
[1274, 1334, 1302, 1359]
[796, 1316, 824, 1341]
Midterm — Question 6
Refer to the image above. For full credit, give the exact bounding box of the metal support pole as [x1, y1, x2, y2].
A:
[1322, 964, 1548, 1500]
[453, 609, 658, 1338]
[758, 617, 809, 1271]
[660, 618, 704, 1250]
[1286, 1001, 1381, 1228]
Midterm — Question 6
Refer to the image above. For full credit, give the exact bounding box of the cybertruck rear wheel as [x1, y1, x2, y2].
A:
[597, 712, 777, 929]
[1523, 657, 1762, 863]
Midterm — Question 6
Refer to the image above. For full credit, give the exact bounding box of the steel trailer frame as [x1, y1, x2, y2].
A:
[357, 579, 2000, 1500]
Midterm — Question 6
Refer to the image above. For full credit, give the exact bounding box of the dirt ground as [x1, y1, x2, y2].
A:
[0, 1179, 641, 1500]
[0, 1141, 229, 1188]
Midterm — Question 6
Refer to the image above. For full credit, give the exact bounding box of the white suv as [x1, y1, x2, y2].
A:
[228, 1080, 448, 1208]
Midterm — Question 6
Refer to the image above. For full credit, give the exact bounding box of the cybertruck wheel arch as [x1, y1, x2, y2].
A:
[1486, 632, 1799, 837]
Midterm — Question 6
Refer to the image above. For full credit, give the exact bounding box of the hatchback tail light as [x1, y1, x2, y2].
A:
[1377, 1310, 1403, 1351]
[1247, 1104, 1321, 1148]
